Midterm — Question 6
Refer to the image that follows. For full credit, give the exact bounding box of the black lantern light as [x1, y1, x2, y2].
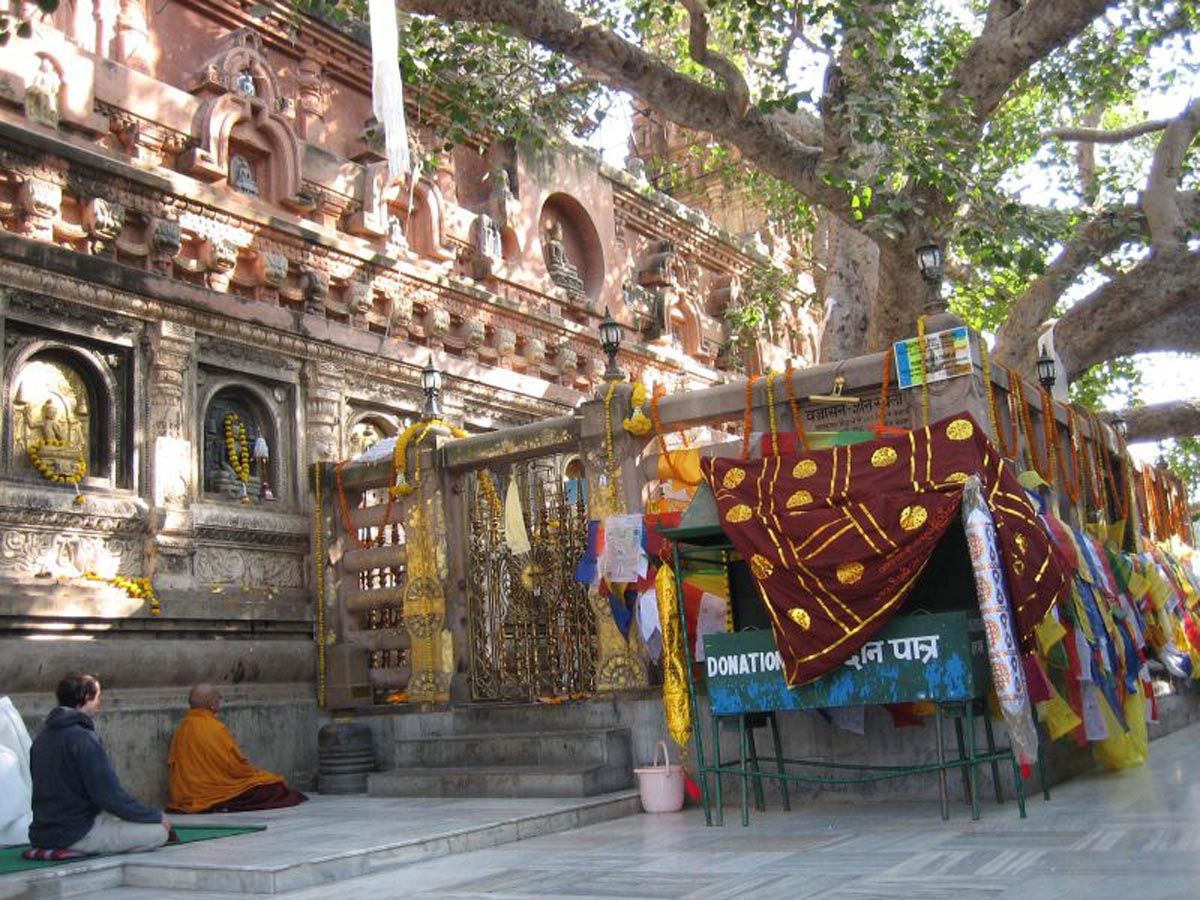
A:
[1036, 345, 1057, 390]
[915, 243, 943, 283]
[1156, 442, 1169, 472]
[914, 243, 946, 315]
[599, 307, 624, 382]
[421, 357, 443, 421]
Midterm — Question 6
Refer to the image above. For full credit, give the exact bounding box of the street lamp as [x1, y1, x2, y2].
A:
[1036, 345, 1057, 390]
[914, 243, 945, 315]
[421, 357, 443, 421]
[253, 435, 275, 502]
[599, 308, 624, 382]
[1156, 442, 1169, 472]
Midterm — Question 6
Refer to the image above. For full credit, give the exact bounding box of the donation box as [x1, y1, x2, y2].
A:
[702, 611, 988, 716]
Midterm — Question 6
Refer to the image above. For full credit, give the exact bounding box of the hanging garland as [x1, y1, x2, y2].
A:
[1057, 404, 1083, 506]
[223, 413, 251, 483]
[980, 344, 1017, 458]
[916, 316, 930, 428]
[650, 383, 701, 488]
[740, 373, 760, 460]
[1012, 372, 1052, 483]
[602, 379, 620, 475]
[384, 418, 502, 516]
[784, 360, 810, 451]
[28, 438, 87, 506]
[622, 381, 652, 436]
[1039, 387, 1061, 493]
[764, 370, 780, 456]
[82, 571, 160, 616]
[335, 459, 397, 550]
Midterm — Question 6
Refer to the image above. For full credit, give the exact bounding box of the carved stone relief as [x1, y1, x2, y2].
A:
[24, 55, 61, 128]
[194, 545, 304, 588]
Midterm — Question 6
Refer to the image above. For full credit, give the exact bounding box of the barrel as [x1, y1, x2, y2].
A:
[316, 722, 375, 794]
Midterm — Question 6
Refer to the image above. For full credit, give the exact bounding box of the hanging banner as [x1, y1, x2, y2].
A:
[894, 325, 972, 389]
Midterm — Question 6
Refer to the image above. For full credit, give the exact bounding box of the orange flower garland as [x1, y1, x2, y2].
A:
[764, 370, 780, 456]
[741, 373, 760, 460]
[335, 459, 396, 550]
[784, 360, 810, 451]
[1012, 372, 1051, 483]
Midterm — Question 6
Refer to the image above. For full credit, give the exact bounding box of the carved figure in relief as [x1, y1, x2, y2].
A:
[485, 165, 517, 233]
[235, 70, 256, 98]
[229, 155, 259, 197]
[542, 219, 585, 301]
[348, 422, 381, 459]
[25, 57, 61, 128]
[385, 215, 408, 256]
[13, 362, 92, 482]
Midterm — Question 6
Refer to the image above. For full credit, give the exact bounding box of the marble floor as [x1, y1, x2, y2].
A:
[18, 721, 1200, 899]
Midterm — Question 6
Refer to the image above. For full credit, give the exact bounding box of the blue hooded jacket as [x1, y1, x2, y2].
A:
[29, 707, 161, 849]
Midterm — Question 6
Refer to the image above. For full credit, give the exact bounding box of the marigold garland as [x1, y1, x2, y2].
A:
[336, 459, 396, 549]
[1056, 404, 1083, 505]
[223, 413, 251, 483]
[741, 373, 760, 460]
[622, 381, 652, 436]
[1012, 371, 1051, 483]
[602, 380, 620, 474]
[83, 571, 160, 615]
[764, 370, 780, 456]
[380, 418, 502, 517]
[980, 343, 1017, 458]
[1040, 386, 1061, 493]
[650, 383, 701, 487]
[27, 439, 87, 486]
[784, 360, 810, 451]
[916, 316, 931, 428]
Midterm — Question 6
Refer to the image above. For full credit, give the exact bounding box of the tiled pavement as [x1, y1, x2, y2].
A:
[8, 721, 1200, 899]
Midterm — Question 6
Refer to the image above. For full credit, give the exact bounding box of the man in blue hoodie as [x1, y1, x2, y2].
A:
[29, 674, 169, 854]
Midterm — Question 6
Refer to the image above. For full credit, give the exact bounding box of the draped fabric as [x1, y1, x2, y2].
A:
[168, 710, 289, 814]
[369, 0, 411, 181]
[704, 413, 1068, 686]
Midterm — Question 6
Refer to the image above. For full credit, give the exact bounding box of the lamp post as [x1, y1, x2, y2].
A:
[599, 308, 624, 382]
[253, 435, 275, 502]
[1156, 442, 1169, 472]
[1036, 345, 1057, 391]
[421, 357, 443, 421]
[914, 243, 945, 316]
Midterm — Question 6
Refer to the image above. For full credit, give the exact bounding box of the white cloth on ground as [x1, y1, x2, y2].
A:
[0, 696, 33, 847]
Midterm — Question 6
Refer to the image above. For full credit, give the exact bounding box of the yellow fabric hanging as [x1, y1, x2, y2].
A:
[503, 478, 531, 555]
[1034, 612, 1067, 656]
[656, 562, 692, 749]
[656, 449, 703, 491]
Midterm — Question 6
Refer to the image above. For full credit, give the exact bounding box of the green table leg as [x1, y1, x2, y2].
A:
[768, 711, 791, 812]
[738, 714, 751, 827]
[712, 714, 724, 827]
[746, 720, 766, 812]
[966, 701, 980, 821]
[982, 704, 1004, 804]
[954, 713, 970, 803]
[935, 704, 950, 821]
[1011, 746, 1028, 819]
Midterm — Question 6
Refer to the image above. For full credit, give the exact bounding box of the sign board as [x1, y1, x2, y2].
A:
[702, 612, 988, 716]
[893, 326, 973, 390]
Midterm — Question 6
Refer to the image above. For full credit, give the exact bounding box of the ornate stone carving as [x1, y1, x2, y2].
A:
[203, 238, 238, 291]
[229, 154, 259, 197]
[24, 56, 60, 128]
[0, 524, 144, 579]
[462, 318, 486, 357]
[385, 215, 408, 257]
[424, 307, 450, 350]
[543, 220, 584, 302]
[555, 345, 578, 376]
[151, 219, 182, 274]
[12, 364, 90, 479]
[255, 249, 289, 289]
[18, 177, 61, 241]
[524, 337, 546, 368]
[148, 320, 195, 442]
[388, 285, 413, 331]
[295, 58, 328, 142]
[194, 546, 304, 588]
[494, 327, 516, 360]
[115, 0, 151, 73]
[302, 360, 343, 463]
[345, 281, 373, 316]
[83, 198, 125, 255]
[485, 165, 518, 234]
[469, 214, 502, 279]
[299, 266, 329, 315]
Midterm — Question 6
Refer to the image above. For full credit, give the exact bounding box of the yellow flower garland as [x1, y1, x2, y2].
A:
[622, 381, 652, 436]
[27, 439, 87, 486]
[388, 418, 502, 515]
[223, 413, 251, 483]
[82, 571, 161, 615]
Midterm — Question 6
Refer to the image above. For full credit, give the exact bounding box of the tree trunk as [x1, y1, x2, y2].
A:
[819, 217, 877, 362]
[869, 239, 928, 352]
[1118, 400, 1200, 443]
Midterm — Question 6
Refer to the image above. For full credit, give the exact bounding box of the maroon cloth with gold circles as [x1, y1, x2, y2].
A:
[704, 413, 1067, 686]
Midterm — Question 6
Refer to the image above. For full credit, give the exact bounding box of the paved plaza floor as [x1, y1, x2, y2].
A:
[6, 721, 1200, 899]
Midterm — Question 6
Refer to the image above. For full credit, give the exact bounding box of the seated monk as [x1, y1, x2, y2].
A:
[168, 685, 307, 814]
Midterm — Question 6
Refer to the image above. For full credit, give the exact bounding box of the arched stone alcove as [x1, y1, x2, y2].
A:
[200, 385, 277, 501]
[539, 193, 604, 304]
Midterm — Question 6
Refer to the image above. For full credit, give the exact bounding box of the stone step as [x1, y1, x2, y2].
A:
[392, 727, 631, 770]
[3, 793, 642, 897]
[368, 763, 635, 798]
[446, 699, 626, 735]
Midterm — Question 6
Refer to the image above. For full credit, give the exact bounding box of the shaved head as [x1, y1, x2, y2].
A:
[189, 684, 219, 709]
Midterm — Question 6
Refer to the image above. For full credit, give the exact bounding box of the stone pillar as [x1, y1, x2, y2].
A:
[93, 0, 118, 58]
[145, 321, 197, 590]
[303, 360, 343, 463]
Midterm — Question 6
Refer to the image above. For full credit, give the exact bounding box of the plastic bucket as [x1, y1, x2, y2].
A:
[633, 740, 685, 813]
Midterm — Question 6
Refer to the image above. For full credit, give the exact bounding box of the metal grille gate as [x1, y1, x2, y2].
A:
[466, 463, 596, 701]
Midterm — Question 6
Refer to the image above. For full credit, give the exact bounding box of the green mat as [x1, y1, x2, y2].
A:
[0, 824, 267, 874]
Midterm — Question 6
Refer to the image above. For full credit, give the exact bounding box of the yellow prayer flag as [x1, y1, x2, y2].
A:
[1106, 519, 1127, 550]
[1126, 569, 1149, 601]
[1035, 613, 1067, 656]
[1036, 695, 1081, 742]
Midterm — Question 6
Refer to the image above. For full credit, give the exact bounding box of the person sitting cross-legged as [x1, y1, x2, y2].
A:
[29, 674, 169, 856]
[168, 684, 308, 814]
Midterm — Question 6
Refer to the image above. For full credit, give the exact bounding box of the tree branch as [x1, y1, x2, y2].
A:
[397, 0, 849, 214]
[1115, 400, 1200, 443]
[954, 0, 1111, 122]
[1043, 118, 1172, 144]
[678, 0, 750, 118]
[1054, 249, 1200, 379]
[1143, 96, 1200, 249]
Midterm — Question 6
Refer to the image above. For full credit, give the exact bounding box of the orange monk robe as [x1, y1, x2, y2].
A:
[168, 709, 285, 813]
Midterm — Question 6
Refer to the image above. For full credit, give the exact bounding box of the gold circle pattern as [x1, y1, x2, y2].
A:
[836, 562, 864, 585]
[788, 607, 811, 630]
[726, 504, 752, 524]
[899, 504, 928, 531]
[945, 471, 969, 484]
[946, 419, 974, 441]
[750, 554, 774, 581]
[786, 490, 813, 509]
[792, 459, 817, 479]
[871, 447, 898, 468]
[722, 468, 746, 489]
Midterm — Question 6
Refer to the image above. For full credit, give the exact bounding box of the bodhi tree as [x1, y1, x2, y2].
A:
[335, 0, 1199, 440]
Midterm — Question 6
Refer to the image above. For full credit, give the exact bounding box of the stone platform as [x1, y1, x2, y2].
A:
[0, 791, 640, 900]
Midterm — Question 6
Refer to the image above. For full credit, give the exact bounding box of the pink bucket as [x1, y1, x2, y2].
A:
[634, 740, 685, 813]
